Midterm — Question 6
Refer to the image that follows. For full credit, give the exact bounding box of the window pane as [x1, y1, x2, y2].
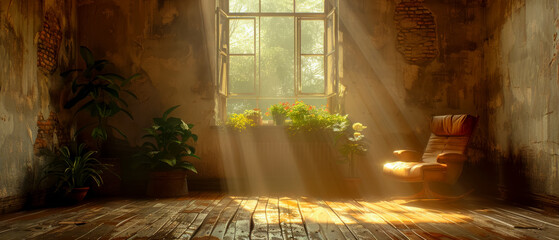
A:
[229, 56, 255, 93]
[296, 0, 324, 13]
[261, 0, 293, 12]
[260, 17, 295, 97]
[301, 56, 324, 93]
[230, 19, 254, 54]
[301, 20, 324, 54]
[229, 0, 258, 13]
[227, 99, 257, 115]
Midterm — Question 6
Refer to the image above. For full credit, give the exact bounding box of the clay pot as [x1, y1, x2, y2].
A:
[146, 169, 188, 198]
[67, 187, 90, 203]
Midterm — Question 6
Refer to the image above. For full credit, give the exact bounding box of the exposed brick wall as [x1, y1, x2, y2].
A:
[37, 10, 62, 73]
[394, 0, 438, 65]
[34, 111, 70, 154]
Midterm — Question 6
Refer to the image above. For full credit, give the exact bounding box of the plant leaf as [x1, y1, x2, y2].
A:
[79, 46, 94, 68]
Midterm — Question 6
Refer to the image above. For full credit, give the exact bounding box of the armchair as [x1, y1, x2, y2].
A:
[383, 114, 478, 199]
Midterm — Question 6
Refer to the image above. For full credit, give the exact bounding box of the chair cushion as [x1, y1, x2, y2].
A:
[383, 161, 447, 182]
[431, 114, 477, 136]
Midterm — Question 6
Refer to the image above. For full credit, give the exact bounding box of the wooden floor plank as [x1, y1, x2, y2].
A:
[175, 192, 225, 239]
[0, 193, 558, 240]
[30, 199, 136, 240]
[342, 200, 402, 240]
[316, 200, 356, 240]
[325, 200, 377, 240]
[231, 197, 258, 240]
[251, 197, 269, 240]
[266, 197, 284, 240]
[279, 197, 308, 240]
[210, 196, 245, 239]
[386, 200, 493, 240]
[191, 195, 234, 239]
[158, 193, 221, 239]
[299, 197, 348, 240]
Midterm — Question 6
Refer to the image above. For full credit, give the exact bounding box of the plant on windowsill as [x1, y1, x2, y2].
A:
[287, 101, 348, 133]
[266, 102, 290, 126]
[244, 108, 262, 125]
[41, 142, 108, 203]
[136, 105, 199, 197]
[226, 112, 256, 132]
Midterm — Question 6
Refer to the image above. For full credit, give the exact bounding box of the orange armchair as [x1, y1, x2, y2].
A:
[383, 114, 478, 199]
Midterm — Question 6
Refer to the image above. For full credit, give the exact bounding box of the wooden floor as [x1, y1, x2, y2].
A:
[1, 192, 559, 240]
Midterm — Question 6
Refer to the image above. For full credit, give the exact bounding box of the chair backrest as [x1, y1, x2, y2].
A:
[422, 114, 477, 163]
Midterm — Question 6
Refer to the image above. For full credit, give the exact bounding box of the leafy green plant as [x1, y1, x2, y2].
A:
[339, 122, 368, 177]
[267, 102, 290, 125]
[137, 105, 199, 173]
[226, 113, 255, 131]
[42, 143, 106, 192]
[287, 101, 348, 132]
[243, 108, 262, 125]
[61, 46, 139, 143]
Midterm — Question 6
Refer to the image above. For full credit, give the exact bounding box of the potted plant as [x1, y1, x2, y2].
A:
[243, 108, 262, 125]
[338, 122, 368, 196]
[61, 46, 139, 196]
[61, 46, 139, 148]
[226, 113, 256, 131]
[42, 143, 106, 203]
[136, 105, 199, 197]
[287, 101, 348, 133]
[267, 102, 290, 125]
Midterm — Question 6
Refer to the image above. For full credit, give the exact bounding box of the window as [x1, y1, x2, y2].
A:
[216, 0, 339, 120]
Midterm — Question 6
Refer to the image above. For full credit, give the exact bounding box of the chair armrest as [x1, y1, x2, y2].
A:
[436, 153, 467, 164]
[393, 150, 422, 162]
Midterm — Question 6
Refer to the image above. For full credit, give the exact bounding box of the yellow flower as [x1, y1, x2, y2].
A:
[352, 122, 367, 131]
[354, 132, 362, 138]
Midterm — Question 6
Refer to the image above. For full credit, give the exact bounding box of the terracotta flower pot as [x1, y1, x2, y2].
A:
[147, 169, 189, 198]
[67, 187, 90, 203]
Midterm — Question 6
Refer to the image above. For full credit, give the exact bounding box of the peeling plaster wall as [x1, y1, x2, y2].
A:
[483, 0, 559, 202]
[0, 0, 77, 213]
[76, 0, 216, 188]
[340, 0, 485, 190]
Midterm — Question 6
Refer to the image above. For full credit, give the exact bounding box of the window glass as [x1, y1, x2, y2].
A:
[301, 20, 324, 54]
[229, 56, 255, 93]
[301, 56, 324, 93]
[261, 0, 293, 13]
[229, 19, 255, 54]
[227, 99, 257, 115]
[296, 0, 324, 13]
[229, 0, 259, 13]
[260, 17, 295, 97]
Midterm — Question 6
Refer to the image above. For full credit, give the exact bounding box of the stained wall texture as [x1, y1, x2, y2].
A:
[481, 0, 559, 205]
[0, 0, 77, 213]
